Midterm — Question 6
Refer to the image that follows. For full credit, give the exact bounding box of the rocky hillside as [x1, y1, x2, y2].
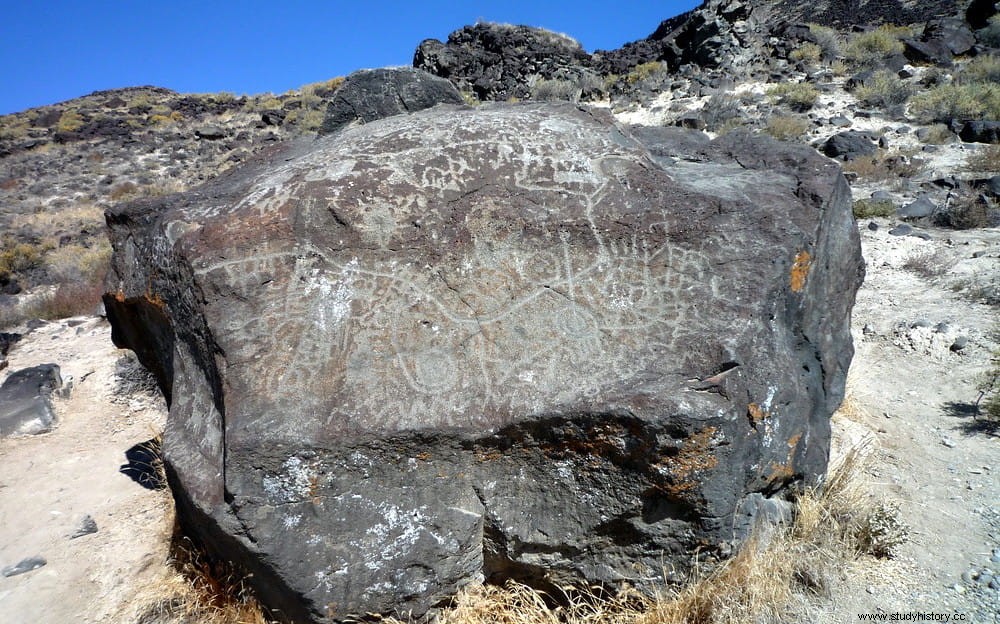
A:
[1, 0, 998, 331]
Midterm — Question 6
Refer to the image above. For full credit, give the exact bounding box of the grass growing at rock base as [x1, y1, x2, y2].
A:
[130, 401, 898, 624]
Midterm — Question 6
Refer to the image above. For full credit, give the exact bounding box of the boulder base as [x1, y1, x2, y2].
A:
[104, 103, 863, 622]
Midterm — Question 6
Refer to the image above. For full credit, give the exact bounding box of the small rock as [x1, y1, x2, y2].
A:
[909, 232, 932, 241]
[889, 224, 913, 236]
[867, 221, 879, 231]
[934, 322, 950, 333]
[898, 196, 937, 219]
[991, 577, 1000, 590]
[972, 250, 987, 258]
[830, 115, 852, 127]
[962, 569, 976, 584]
[2, 556, 46, 577]
[69, 514, 98, 539]
[991, 548, 1000, 564]
[911, 318, 933, 328]
[950, 336, 969, 352]
[980, 572, 994, 586]
[871, 190, 893, 201]
[941, 437, 956, 448]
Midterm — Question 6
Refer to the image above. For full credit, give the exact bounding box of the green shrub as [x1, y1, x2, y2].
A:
[910, 83, 1000, 123]
[530, 77, 579, 102]
[0, 239, 45, 277]
[702, 93, 744, 131]
[975, 15, 1000, 47]
[56, 110, 84, 133]
[789, 43, 823, 63]
[845, 27, 905, 69]
[626, 61, 667, 84]
[960, 55, 1000, 85]
[852, 199, 896, 218]
[919, 124, 954, 145]
[767, 82, 819, 112]
[854, 70, 913, 108]
[808, 23, 841, 59]
[765, 114, 810, 141]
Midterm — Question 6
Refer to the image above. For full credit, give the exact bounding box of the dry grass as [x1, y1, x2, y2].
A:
[963, 144, 1000, 175]
[766, 82, 819, 112]
[386, 422, 901, 624]
[843, 149, 924, 184]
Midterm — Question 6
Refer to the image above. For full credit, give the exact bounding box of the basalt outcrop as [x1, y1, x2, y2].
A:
[104, 102, 863, 622]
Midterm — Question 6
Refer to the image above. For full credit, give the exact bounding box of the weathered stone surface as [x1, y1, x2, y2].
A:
[414, 24, 594, 102]
[959, 121, 1000, 144]
[104, 103, 863, 622]
[319, 68, 464, 135]
[0, 364, 62, 437]
[823, 130, 878, 160]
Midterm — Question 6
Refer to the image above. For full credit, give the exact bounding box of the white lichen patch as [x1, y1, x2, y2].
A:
[262, 456, 318, 504]
[304, 257, 358, 332]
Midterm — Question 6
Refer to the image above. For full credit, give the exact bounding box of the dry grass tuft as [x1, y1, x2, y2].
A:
[134, 539, 275, 624]
[386, 431, 900, 624]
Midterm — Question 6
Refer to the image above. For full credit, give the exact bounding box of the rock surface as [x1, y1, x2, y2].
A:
[319, 68, 464, 135]
[414, 24, 598, 102]
[104, 103, 863, 621]
[0, 364, 62, 437]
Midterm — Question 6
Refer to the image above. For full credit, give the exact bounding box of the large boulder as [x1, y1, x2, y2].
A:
[104, 103, 863, 622]
[413, 23, 596, 101]
[318, 67, 464, 135]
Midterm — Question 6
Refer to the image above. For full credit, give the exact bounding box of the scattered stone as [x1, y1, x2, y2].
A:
[871, 190, 893, 202]
[830, 115, 851, 127]
[1, 556, 46, 577]
[69, 515, 98, 539]
[889, 224, 913, 236]
[934, 322, 950, 333]
[899, 197, 937, 220]
[0, 364, 63, 437]
[942, 437, 957, 448]
[867, 221, 879, 231]
[822, 130, 878, 161]
[959, 121, 1000, 144]
[950, 336, 969, 352]
[260, 110, 286, 126]
[909, 231, 932, 241]
[194, 125, 226, 140]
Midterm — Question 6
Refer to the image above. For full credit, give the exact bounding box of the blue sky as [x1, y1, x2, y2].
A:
[0, 1, 699, 115]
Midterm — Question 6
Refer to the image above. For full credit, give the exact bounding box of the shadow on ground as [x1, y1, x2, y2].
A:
[943, 401, 999, 436]
[120, 437, 167, 490]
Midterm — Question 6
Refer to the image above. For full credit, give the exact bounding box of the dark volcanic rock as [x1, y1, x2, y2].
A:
[0, 364, 62, 437]
[104, 103, 863, 622]
[414, 23, 594, 101]
[319, 67, 464, 135]
[959, 121, 1000, 144]
[823, 130, 879, 160]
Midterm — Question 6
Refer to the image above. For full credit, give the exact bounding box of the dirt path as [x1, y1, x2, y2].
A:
[818, 223, 999, 622]
[0, 318, 171, 624]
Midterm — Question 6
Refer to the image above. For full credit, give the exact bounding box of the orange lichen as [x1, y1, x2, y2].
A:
[787, 433, 802, 449]
[657, 426, 719, 497]
[747, 403, 769, 429]
[766, 461, 795, 483]
[790, 250, 812, 292]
